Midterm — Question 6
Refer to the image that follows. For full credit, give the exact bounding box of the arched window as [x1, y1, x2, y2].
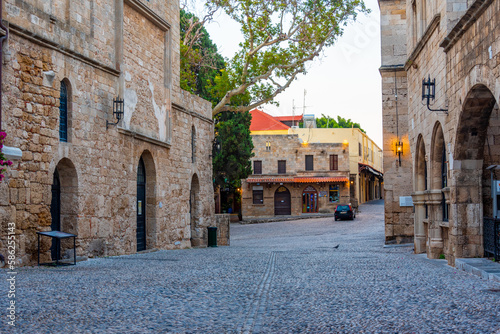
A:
[59, 81, 68, 142]
[191, 126, 196, 163]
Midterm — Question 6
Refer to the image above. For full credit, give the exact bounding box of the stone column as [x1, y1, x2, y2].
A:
[412, 191, 426, 253]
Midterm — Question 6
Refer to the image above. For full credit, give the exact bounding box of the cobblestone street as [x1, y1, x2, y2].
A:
[3, 200, 500, 333]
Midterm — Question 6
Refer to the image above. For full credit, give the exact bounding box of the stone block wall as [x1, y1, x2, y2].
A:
[380, 0, 414, 244]
[215, 214, 230, 246]
[0, 0, 216, 266]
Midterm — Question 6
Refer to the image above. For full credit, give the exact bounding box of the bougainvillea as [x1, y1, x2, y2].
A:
[0, 132, 13, 181]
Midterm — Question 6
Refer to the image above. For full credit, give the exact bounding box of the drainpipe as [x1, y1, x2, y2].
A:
[0, 0, 8, 131]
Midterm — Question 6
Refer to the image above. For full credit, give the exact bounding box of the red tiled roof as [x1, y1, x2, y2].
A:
[246, 177, 348, 183]
[247, 177, 295, 183]
[293, 177, 349, 183]
[250, 109, 290, 131]
[274, 115, 303, 121]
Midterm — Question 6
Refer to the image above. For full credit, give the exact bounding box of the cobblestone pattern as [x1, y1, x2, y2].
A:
[2, 201, 499, 333]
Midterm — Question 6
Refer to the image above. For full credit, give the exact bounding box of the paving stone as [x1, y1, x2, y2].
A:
[1, 200, 499, 333]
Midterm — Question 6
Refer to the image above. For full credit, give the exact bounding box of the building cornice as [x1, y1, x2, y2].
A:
[405, 14, 441, 71]
[118, 128, 171, 148]
[440, 0, 494, 52]
[8, 22, 120, 77]
[172, 102, 213, 124]
[124, 0, 171, 31]
[379, 64, 405, 74]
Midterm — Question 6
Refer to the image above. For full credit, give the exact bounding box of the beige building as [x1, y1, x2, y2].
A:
[241, 134, 350, 218]
[0, 0, 221, 266]
[288, 128, 384, 207]
[380, 0, 500, 265]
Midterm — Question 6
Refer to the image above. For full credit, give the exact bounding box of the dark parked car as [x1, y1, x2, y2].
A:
[334, 204, 355, 221]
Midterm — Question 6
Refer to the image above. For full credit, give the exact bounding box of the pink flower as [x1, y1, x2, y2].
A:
[0, 132, 6, 140]
[0, 174, 5, 181]
[7, 160, 12, 166]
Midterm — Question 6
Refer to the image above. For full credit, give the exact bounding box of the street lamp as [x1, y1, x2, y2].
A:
[422, 76, 448, 114]
[106, 97, 125, 129]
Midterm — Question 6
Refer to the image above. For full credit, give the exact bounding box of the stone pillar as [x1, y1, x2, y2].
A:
[412, 191, 426, 253]
[449, 161, 484, 265]
[427, 189, 444, 259]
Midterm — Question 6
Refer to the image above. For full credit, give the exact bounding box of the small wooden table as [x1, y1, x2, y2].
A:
[37, 231, 77, 266]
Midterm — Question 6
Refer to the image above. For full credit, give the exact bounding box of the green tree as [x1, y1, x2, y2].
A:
[202, 0, 368, 116]
[315, 114, 365, 133]
[180, 9, 225, 106]
[212, 111, 254, 189]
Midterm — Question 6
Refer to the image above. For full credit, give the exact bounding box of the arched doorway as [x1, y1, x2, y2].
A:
[453, 84, 498, 261]
[50, 158, 78, 261]
[274, 186, 291, 215]
[137, 157, 146, 251]
[190, 174, 200, 247]
[414, 135, 427, 254]
[136, 151, 157, 252]
[302, 185, 318, 213]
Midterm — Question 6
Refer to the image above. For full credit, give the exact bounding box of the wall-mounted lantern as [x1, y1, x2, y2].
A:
[422, 76, 448, 114]
[106, 97, 125, 129]
[395, 141, 403, 167]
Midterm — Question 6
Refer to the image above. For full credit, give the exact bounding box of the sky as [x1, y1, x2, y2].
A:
[197, 0, 382, 147]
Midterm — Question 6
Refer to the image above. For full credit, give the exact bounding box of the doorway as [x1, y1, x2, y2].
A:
[302, 185, 318, 213]
[137, 157, 146, 251]
[274, 186, 291, 215]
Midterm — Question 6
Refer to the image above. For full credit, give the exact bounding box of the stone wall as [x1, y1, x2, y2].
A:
[215, 214, 230, 246]
[0, 0, 215, 266]
[382, 0, 500, 265]
[380, 0, 414, 244]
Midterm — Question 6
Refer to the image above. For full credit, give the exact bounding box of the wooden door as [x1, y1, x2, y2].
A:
[274, 186, 291, 215]
[137, 158, 146, 251]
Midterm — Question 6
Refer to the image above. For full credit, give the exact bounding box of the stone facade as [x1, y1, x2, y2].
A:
[381, 0, 500, 265]
[241, 134, 350, 218]
[0, 0, 216, 266]
[379, 0, 414, 244]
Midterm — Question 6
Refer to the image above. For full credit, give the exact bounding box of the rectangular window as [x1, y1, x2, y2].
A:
[329, 185, 339, 203]
[278, 160, 286, 174]
[305, 155, 313, 171]
[254, 160, 262, 175]
[330, 155, 338, 171]
[358, 143, 362, 157]
[253, 190, 263, 204]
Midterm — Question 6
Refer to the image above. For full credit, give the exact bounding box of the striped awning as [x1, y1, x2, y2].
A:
[246, 177, 348, 183]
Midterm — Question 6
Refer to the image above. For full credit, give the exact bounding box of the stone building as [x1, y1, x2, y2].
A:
[0, 0, 218, 266]
[379, 0, 414, 244]
[380, 0, 500, 265]
[248, 109, 383, 210]
[241, 133, 351, 218]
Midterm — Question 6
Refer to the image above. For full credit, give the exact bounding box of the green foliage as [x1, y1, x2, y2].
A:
[180, 9, 225, 106]
[213, 111, 254, 189]
[205, 0, 368, 115]
[315, 114, 365, 133]
[439, 254, 445, 260]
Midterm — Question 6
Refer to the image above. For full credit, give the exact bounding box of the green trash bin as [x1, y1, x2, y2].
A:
[207, 226, 218, 247]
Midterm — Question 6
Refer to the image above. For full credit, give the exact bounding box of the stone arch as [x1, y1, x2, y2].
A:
[190, 173, 201, 247]
[59, 78, 73, 142]
[415, 135, 427, 192]
[51, 158, 79, 260]
[430, 122, 447, 190]
[454, 84, 496, 160]
[451, 84, 498, 262]
[138, 150, 157, 251]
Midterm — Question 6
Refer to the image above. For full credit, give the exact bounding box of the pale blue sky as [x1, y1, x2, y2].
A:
[200, 0, 382, 147]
